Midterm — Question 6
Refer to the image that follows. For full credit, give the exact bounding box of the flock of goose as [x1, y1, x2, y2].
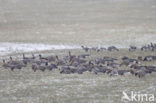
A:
[2, 43, 156, 78]
[81, 43, 156, 52]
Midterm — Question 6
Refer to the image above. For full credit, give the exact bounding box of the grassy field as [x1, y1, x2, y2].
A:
[0, 0, 156, 47]
[0, 0, 156, 102]
[0, 49, 156, 103]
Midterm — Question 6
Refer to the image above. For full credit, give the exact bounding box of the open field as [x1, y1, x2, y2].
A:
[0, 0, 156, 102]
[0, 49, 156, 103]
[0, 0, 156, 47]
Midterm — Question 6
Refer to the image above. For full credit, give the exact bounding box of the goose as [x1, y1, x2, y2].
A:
[59, 66, 72, 74]
[39, 54, 47, 60]
[140, 66, 152, 74]
[2, 59, 25, 71]
[9, 56, 22, 65]
[9, 57, 26, 69]
[32, 63, 46, 72]
[31, 63, 38, 72]
[76, 57, 87, 64]
[129, 63, 140, 69]
[107, 63, 120, 68]
[104, 57, 118, 64]
[70, 56, 87, 65]
[109, 68, 119, 76]
[141, 46, 150, 51]
[121, 56, 129, 61]
[22, 53, 36, 64]
[129, 46, 137, 52]
[94, 58, 103, 65]
[143, 56, 153, 61]
[39, 65, 46, 72]
[56, 55, 66, 66]
[117, 70, 130, 76]
[130, 65, 150, 78]
[108, 46, 119, 51]
[39, 54, 49, 63]
[68, 51, 76, 59]
[81, 46, 90, 52]
[2, 59, 15, 70]
[14, 63, 26, 69]
[93, 65, 109, 74]
[129, 59, 139, 64]
[76, 65, 88, 74]
[45, 62, 57, 71]
[120, 58, 138, 67]
[146, 66, 156, 73]
[120, 60, 130, 67]
[135, 70, 146, 78]
[69, 59, 79, 67]
[137, 56, 143, 61]
[2, 60, 9, 68]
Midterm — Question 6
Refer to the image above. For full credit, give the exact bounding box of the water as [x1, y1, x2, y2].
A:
[0, 0, 156, 103]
